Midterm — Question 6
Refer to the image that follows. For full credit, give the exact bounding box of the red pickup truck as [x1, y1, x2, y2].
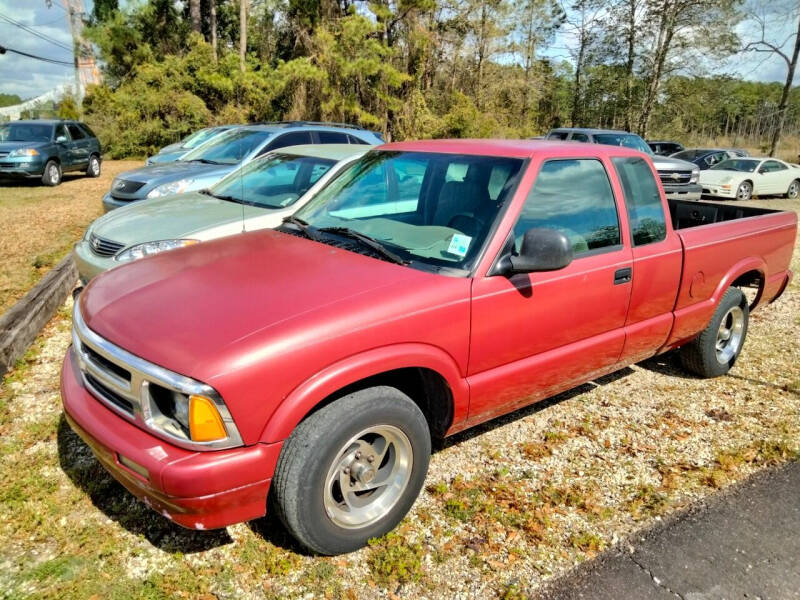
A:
[61, 140, 796, 555]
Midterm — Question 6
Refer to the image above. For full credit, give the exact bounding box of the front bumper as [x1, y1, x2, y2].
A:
[61, 348, 281, 530]
[73, 240, 116, 284]
[103, 192, 144, 213]
[700, 184, 737, 199]
[0, 159, 45, 178]
[662, 182, 702, 201]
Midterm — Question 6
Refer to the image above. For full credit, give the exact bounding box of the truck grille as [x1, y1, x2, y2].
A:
[89, 232, 124, 257]
[659, 170, 693, 186]
[0, 151, 9, 159]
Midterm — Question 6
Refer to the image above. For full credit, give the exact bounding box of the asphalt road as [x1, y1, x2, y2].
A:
[540, 461, 800, 600]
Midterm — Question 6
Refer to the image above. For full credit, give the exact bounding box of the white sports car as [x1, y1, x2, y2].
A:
[698, 157, 800, 201]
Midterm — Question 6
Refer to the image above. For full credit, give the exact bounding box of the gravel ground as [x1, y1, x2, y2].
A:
[0, 198, 798, 600]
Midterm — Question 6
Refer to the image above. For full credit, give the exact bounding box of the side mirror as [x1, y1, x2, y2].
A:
[508, 228, 573, 274]
[56, 135, 68, 143]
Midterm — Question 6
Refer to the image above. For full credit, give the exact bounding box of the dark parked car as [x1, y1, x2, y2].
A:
[670, 148, 749, 170]
[648, 140, 684, 156]
[0, 119, 102, 186]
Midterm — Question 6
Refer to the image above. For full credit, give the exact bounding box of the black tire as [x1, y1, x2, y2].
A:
[41, 160, 62, 186]
[786, 179, 800, 199]
[734, 181, 752, 201]
[272, 386, 431, 555]
[86, 154, 101, 178]
[680, 287, 749, 378]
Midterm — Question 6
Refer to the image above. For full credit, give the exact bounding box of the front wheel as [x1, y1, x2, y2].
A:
[41, 160, 62, 186]
[786, 179, 799, 199]
[272, 386, 431, 555]
[86, 155, 101, 178]
[680, 287, 749, 378]
[735, 181, 752, 201]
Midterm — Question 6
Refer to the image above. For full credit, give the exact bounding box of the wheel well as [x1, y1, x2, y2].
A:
[731, 269, 763, 309]
[301, 368, 454, 442]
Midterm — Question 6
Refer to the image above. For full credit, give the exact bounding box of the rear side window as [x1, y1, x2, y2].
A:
[514, 159, 620, 255]
[346, 134, 370, 145]
[317, 131, 349, 144]
[67, 124, 85, 140]
[612, 157, 666, 246]
[79, 123, 97, 139]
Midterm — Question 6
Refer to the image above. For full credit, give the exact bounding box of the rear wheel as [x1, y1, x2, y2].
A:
[272, 386, 431, 555]
[735, 181, 752, 201]
[680, 287, 749, 378]
[786, 179, 799, 199]
[41, 160, 61, 186]
[86, 155, 101, 178]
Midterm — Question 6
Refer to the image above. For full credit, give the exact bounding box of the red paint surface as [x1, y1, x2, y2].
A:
[62, 139, 797, 530]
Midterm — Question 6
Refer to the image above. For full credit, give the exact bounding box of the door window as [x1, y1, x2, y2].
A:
[546, 131, 569, 140]
[55, 124, 69, 141]
[514, 159, 620, 255]
[67, 124, 85, 140]
[612, 156, 666, 246]
[317, 131, 349, 144]
[268, 131, 314, 150]
[571, 133, 590, 142]
[762, 160, 787, 173]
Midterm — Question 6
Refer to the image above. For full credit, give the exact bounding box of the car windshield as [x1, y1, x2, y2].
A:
[711, 159, 758, 172]
[210, 153, 337, 208]
[291, 150, 524, 272]
[594, 133, 652, 154]
[672, 149, 713, 160]
[182, 127, 224, 149]
[0, 123, 53, 142]
[180, 128, 270, 164]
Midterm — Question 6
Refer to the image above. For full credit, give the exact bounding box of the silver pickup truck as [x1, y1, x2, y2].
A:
[546, 128, 701, 201]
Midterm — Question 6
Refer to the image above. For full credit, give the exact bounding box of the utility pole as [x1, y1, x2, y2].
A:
[58, 0, 101, 99]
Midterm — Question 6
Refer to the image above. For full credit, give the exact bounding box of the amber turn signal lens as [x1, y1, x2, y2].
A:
[188, 395, 227, 442]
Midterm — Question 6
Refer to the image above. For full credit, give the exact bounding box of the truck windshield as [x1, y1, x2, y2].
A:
[0, 123, 53, 142]
[594, 133, 652, 155]
[210, 153, 336, 208]
[291, 150, 524, 272]
[711, 159, 758, 172]
[180, 129, 270, 165]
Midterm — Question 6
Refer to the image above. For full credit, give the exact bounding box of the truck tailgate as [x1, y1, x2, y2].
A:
[667, 209, 797, 347]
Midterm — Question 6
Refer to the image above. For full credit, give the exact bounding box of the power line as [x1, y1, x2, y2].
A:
[0, 44, 75, 67]
[0, 13, 73, 52]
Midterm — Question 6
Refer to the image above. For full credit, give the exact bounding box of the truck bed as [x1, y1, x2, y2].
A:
[668, 198, 779, 230]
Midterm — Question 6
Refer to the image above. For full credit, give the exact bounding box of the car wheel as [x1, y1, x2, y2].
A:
[735, 181, 752, 201]
[680, 287, 749, 378]
[272, 386, 431, 555]
[86, 155, 101, 178]
[41, 160, 62, 186]
[786, 179, 800, 199]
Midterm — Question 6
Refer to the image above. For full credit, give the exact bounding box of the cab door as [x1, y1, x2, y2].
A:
[467, 157, 633, 422]
[66, 123, 90, 169]
[759, 160, 790, 194]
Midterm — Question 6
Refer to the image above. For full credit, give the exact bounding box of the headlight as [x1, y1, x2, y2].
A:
[115, 239, 198, 262]
[8, 148, 39, 158]
[143, 384, 229, 443]
[146, 178, 196, 198]
[690, 168, 700, 184]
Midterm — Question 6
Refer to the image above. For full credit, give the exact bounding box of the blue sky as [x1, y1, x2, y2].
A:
[0, 0, 796, 102]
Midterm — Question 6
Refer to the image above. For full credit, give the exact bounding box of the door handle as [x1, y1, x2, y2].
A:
[614, 267, 632, 285]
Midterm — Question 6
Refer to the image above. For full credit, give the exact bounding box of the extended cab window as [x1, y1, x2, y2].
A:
[514, 159, 620, 255]
[612, 157, 666, 246]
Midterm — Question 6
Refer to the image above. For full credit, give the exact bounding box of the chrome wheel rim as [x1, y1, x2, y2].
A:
[49, 164, 60, 183]
[716, 305, 744, 364]
[323, 425, 413, 529]
[789, 182, 799, 198]
[737, 183, 751, 201]
[90, 158, 99, 175]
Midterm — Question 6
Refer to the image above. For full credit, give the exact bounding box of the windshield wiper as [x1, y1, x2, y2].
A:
[198, 188, 243, 204]
[187, 158, 222, 165]
[282, 216, 320, 241]
[318, 227, 407, 265]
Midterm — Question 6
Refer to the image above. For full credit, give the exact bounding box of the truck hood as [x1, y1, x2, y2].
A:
[80, 230, 430, 378]
[0, 140, 49, 152]
[651, 155, 697, 171]
[117, 161, 235, 187]
[89, 191, 268, 246]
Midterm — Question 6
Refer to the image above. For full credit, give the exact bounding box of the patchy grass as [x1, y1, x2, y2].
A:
[0, 160, 142, 313]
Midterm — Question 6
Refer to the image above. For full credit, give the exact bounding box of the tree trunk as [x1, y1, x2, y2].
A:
[210, 0, 217, 57]
[239, 0, 248, 72]
[769, 15, 800, 156]
[189, 0, 201, 33]
[637, 3, 675, 137]
[623, 0, 636, 132]
[570, 31, 586, 127]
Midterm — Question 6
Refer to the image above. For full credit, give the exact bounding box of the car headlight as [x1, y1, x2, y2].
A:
[690, 168, 700, 184]
[115, 239, 199, 262]
[8, 148, 39, 158]
[146, 178, 196, 198]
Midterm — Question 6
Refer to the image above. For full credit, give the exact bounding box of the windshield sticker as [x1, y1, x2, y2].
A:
[447, 233, 472, 257]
